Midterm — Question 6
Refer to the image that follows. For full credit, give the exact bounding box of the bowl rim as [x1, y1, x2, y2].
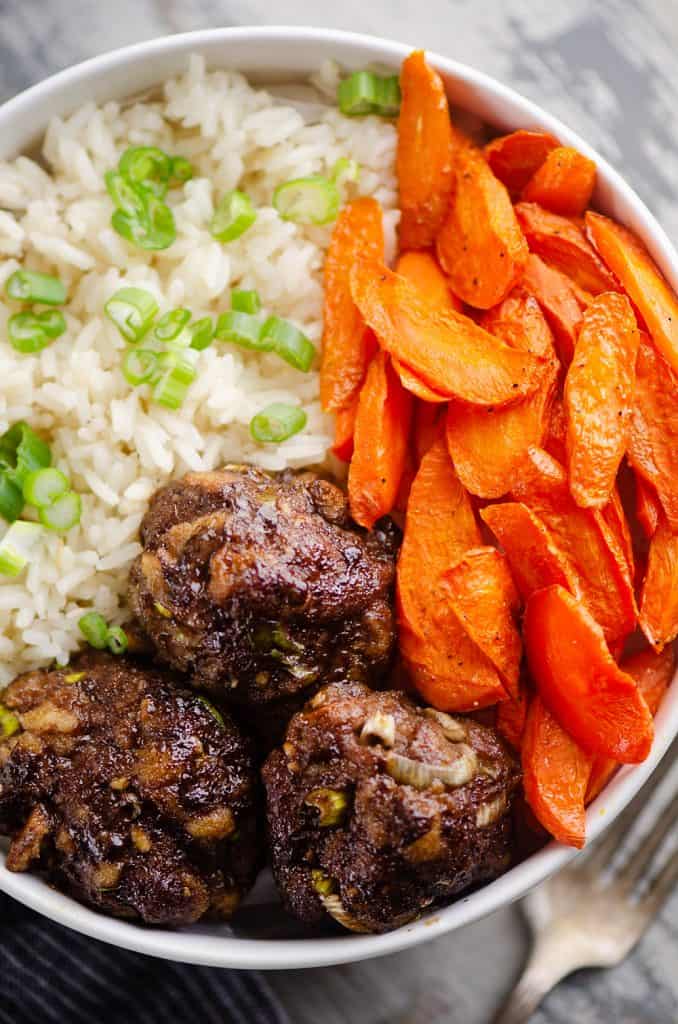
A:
[1, 24, 677, 971]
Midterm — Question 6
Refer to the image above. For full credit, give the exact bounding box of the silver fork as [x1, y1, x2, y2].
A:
[493, 744, 678, 1024]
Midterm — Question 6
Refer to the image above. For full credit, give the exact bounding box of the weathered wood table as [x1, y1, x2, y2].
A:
[1, 1, 677, 1020]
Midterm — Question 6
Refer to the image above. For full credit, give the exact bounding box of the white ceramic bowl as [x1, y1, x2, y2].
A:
[1, 26, 677, 971]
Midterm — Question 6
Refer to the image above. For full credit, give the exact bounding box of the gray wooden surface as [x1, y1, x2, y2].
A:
[1, 1, 677, 1021]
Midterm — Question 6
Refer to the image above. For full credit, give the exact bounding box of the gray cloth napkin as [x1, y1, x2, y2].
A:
[0, 891, 290, 1024]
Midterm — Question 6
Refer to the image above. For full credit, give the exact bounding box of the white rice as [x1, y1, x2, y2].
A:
[0, 56, 399, 684]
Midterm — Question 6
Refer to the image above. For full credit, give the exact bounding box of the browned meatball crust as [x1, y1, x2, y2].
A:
[263, 683, 520, 934]
[128, 466, 398, 714]
[0, 654, 260, 926]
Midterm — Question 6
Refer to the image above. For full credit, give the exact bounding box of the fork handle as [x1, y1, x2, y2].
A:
[491, 946, 578, 1024]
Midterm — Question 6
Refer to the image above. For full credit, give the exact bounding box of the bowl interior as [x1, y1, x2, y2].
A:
[0, 26, 677, 970]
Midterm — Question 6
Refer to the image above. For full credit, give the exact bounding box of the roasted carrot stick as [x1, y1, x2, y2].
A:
[627, 334, 678, 532]
[635, 474, 661, 540]
[586, 646, 675, 803]
[445, 288, 558, 498]
[413, 400, 445, 463]
[522, 694, 591, 848]
[397, 51, 455, 250]
[522, 146, 596, 217]
[586, 211, 678, 375]
[331, 397, 358, 462]
[437, 144, 528, 309]
[442, 546, 522, 698]
[396, 250, 463, 313]
[516, 202, 618, 295]
[511, 447, 637, 644]
[348, 349, 413, 529]
[565, 292, 640, 508]
[397, 439, 508, 710]
[496, 677, 529, 751]
[524, 585, 653, 763]
[484, 129, 559, 198]
[350, 258, 546, 407]
[639, 516, 678, 651]
[320, 197, 383, 412]
[521, 253, 586, 366]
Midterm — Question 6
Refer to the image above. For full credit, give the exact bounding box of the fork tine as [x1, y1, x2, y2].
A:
[616, 797, 678, 893]
[644, 847, 678, 915]
[581, 747, 675, 876]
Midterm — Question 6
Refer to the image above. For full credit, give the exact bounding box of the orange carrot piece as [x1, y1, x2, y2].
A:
[397, 51, 455, 250]
[396, 250, 463, 312]
[442, 547, 522, 698]
[639, 516, 678, 651]
[350, 258, 546, 407]
[516, 202, 618, 295]
[445, 289, 558, 498]
[522, 253, 586, 366]
[484, 129, 559, 197]
[601, 484, 635, 583]
[524, 585, 653, 763]
[348, 350, 413, 529]
[627, 334, 678, 532]
[511, 447, 637, 644]
[586, 211, 678, 375]
[331, 398, 358, 462]
[543, 396, 568, 463]
[320, 198, 383, 412]
[496, 678, 529, 750]
[397, 439, 507, 710]
[522, 146, 596, 217]
[436, 144, 528, 309]
[391, 357, 449, 403]
[413, 401, 445, 463]
[635, 473, 661, 540]
[586, 645, 675, 803]
[565, 292, 640, 508]
[480, 501, 577, 601]
[522, 695, 591, 847]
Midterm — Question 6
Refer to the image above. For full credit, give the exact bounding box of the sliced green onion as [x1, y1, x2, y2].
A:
[231, 289, 261, 315]
[112, 191, 176, 251]
[5, 270, 67, 306]
[151, 350, 198, 409]
[121, 348, 158, 386]
[8, 310, 66, 353]
[105, 170, 148, 215]
[261, 316, 316, 371]
[170, 156, 193, 184]
[0, 475, 24, 523]
[215, 311, 270, 351]
[154, 308, 191, 342]
[331, 157, 361, 187]
[79, 611, 109, 650]
[250, 403, 307, 444]
[210, 190, 256, 242]
[195, 695, 225, 728]
[118, 146, 172, 198]
[105, 287, 158, 343]
[0, 423, 51, 490]
[22, 467, 69, 509]
[0, 703, 20, 738]
[106, 626, 128, 656]
[188, 317, 215, 351]
[337, 71, 401, 117]
[39, 490, 81, 532]
[0, 521, 43, 577]
[273, 176, 339, 225]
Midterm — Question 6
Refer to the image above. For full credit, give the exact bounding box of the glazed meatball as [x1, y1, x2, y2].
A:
[0, 654, 260, 926]
[263, 682, 520, 934]
[128, 467, 398, 716]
